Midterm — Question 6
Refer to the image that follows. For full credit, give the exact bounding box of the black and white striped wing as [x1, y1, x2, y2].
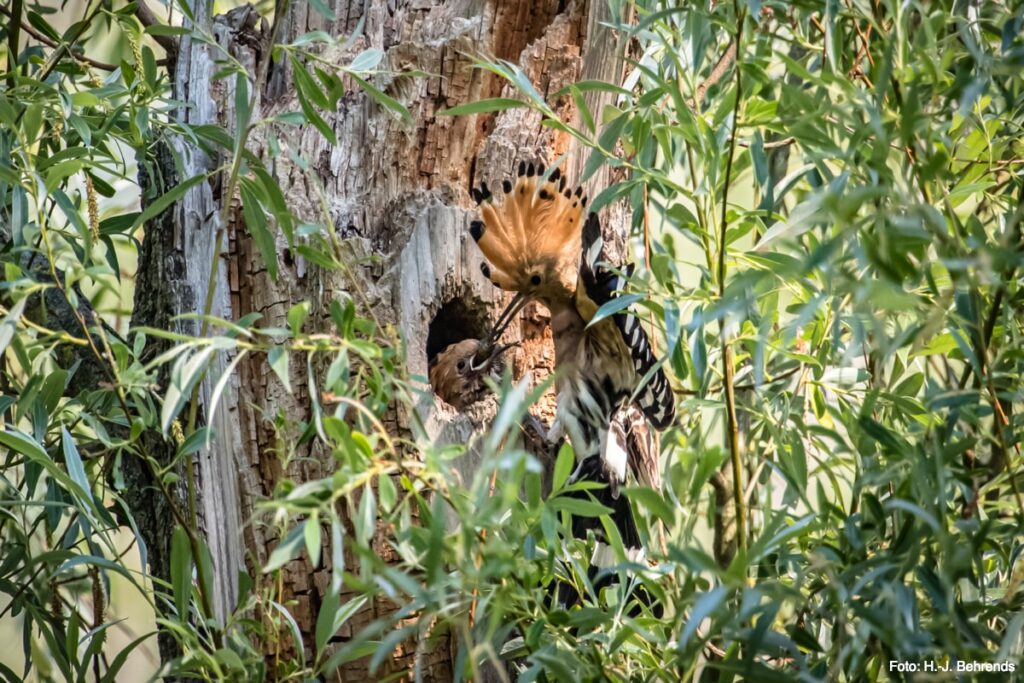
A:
[611, 271, 676, 430]
[582, 257, 676, 431]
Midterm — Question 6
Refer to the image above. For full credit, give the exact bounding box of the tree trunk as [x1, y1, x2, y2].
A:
[132, 0, 628, 677]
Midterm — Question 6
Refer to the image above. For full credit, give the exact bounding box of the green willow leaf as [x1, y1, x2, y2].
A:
[170, 526, 193, 622]
[133, 173, 208, 229]
[438, 98, 528, 116]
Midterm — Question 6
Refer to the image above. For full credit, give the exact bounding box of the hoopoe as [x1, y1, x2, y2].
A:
[468, 160, 675, 603]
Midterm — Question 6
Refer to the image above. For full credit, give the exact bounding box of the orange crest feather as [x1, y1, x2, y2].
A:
[470, 163, 588, 300]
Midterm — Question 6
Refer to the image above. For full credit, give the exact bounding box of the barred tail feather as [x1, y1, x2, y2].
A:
[567, 455, 643, 553]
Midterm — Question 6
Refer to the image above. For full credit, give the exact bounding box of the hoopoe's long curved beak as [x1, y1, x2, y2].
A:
[468, 292, 530, 373]
[486, 291, 530, 345]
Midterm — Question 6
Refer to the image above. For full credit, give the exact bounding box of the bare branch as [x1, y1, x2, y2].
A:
[136, 0, 179, 57]
[693, 41, 737, 109]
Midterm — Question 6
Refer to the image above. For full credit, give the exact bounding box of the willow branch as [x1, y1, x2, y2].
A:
[0, 5, 118, 71]
[135, 0, 179, 56]
[6, 0, 23, 86]
[694, 41, 737, 109]
[718, 4, 747, 555]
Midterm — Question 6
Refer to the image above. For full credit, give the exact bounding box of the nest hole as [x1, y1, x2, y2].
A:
[426, 296, 491, 364]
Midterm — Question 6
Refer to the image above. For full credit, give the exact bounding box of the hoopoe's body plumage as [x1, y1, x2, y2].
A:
[469, 161, 675, 595]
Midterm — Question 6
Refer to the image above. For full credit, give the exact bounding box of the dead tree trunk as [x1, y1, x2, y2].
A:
[132, 0, 629, 677]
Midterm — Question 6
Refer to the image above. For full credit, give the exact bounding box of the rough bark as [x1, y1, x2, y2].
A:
[132, 0, 629, 678]
[129, 1, 250, 661]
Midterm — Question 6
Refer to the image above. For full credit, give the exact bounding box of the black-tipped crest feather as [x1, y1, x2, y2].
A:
[470, 162, 586, 298]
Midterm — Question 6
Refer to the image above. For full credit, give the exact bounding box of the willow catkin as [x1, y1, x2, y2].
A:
[129, 32, 143, 72]
[171, 418, 186, 446]
[50, 577, 63, 623]
[85, 174, 100, 240]
[89, 565, 106, 629]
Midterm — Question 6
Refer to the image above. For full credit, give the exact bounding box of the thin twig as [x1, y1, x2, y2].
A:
[718, 3, 748, 555]
[986, 382, 1024, 518]
[738, 136, 795, 150]
[0, 6, 119, 71]
[958, 199, 1024, 390]
[21, 0, 104, 88]
[693, 42, 737, 109]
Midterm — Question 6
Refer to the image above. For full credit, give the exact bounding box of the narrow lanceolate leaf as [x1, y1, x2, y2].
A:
[315, 590, 368, 655]
[239, 177, 278, 280]
[330, 517, 345, 593]
[551, 79, 632, 98]
[60, 428, 90, 502]
[623, 487, 675, 525]
[552, 442, 574, 492]
[170, 526, 193, 622]
[264, 524, 307, 573]
[267, 346, 292, 393]
[582, 112, 630, 183]
[233, 72, 252, 148]
[0, 430, 91, 508]
[291, 54, 330, 108]
[100, 633, 152, 683]
[0, 297, 27, 360]
[270, 602, 306, 668]
[588, 293, 645, 328]
[287, 301, 310, 336]
[347, 72, 413, 124]
[207, 350, 248, 439]
[548, 495, 612, 517]
[252, 166, 295, 244]
[0, 429, 48, 464]
[438, 98, 528, 116]
[304, 515, 322, 568]
[145, 24, 191, 37]
[355, 485, 376, 547]
[348, 48, 384, 72]
[160, 345, 219, 434]
[290, 54, 338, 144]
[133, 173, 208, 229]
[680, 586, 728, 648]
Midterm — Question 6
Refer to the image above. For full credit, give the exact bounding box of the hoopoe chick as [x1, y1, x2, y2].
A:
[469, 160, 676, 604]
[429, 338, 516, 410]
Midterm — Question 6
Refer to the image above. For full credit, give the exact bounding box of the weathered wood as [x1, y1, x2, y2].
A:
[133, 0, 630, 677]
[131, 0, 251, 662]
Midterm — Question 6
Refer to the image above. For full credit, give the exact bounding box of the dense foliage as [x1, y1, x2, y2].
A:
[1, 0, 1023, 681]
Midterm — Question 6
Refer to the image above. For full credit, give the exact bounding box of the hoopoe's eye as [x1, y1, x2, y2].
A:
[457, 359, 466, 372]
[530, 274, 542, 286]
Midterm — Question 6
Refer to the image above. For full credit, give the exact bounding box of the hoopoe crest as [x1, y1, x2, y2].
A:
[470, 161, 587, 304]
[470, 161, 676, 431]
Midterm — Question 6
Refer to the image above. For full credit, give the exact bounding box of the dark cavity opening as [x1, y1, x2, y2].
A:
[426, 296, 491, 365]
